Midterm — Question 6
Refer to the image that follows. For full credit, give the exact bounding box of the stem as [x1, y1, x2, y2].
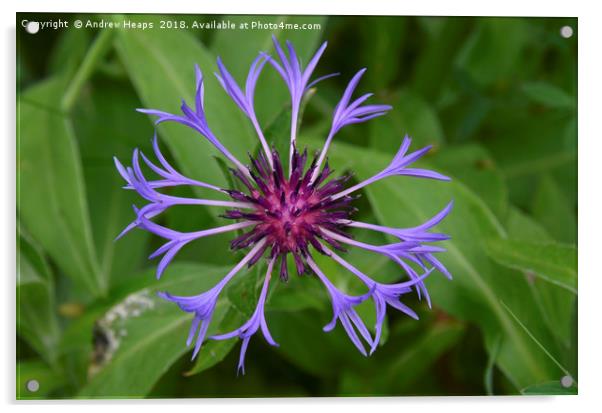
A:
[331, 174, 380, 200]
[311, 129, 335, 183]
[183, 221, 256, 242]
[252, 117, 274, 170]
[321, 228, 375, 251]
[61, 29, 114, 112]
[289, 108, 299, 177]
[343, 220, 398, 236]
[218, 238, 268, 287]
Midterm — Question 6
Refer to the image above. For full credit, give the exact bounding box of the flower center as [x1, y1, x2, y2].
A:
[225, 148, 354, 280]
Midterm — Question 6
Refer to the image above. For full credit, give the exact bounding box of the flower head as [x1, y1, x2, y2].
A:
[115, 38, 453, 373]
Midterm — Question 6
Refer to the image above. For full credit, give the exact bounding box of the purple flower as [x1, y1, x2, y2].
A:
[115, 38, 452, 373]
[265, 35, 337, 173]
[325, 247, 433, 353]
[158, 240, 268, 360]
[215, 55, 272, 167]
[209, 258, 279, 375]
[331, 135, 450, 201]
[136, 65, 249, 175]
[312, 69, 392, 179]
[306, 256, 374, 356]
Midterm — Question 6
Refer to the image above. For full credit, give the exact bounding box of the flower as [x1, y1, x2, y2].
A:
[115, 37, 452, 373]
[209, 257, 279, 374]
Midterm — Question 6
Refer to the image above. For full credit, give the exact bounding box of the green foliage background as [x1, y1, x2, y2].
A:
[16, 14, 577, 398]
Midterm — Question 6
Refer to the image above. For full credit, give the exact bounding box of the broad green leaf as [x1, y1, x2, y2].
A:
[521, 380, 577, 395]
[269, 308, 372, 378]
[17, 360, 66, 400]
[483, 111, 576, 210]
[114, 23, 255, 206]
[73, 79, 152, 285]
[485, 239, 577, 293]
[78, 262, 233, 397]
[339, 322, 465, 395]
[370, 88, 445, 152]
[411, 17, 472, 101]
[372, 323, 464, 394]
[48, 27, 92, 77]
[262, 102, 294, 159]
[359, 16, 406, 91]
[306, 138, 563, 389]
[505, 207, 576, 352]
[432, 143, 508, 220]
[532, 175, 576, 244]
[18, 79, 104, 296]
[501, 301, 575, 380]
[17, 230, 61, 365]
[266, 260, 327, 313]
[225, 260, 266, 318]
[522, 82, 575, 110]
[506, 206, 550, 242]
[456, 18, 528, 88]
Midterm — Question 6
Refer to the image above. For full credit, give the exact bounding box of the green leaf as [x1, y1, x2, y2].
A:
[505, 206, 550, 242]
[266, 263, 327, 313]
[456, 18, 528, 88]
[78, 262, 233, 397]
[485, 239, 577, 293]
[74, 79, 153, 285]
[114, 24, 255, 206]
[263, 103, 293, 160]
[381, 321, 465, 391]
[501, 301, 575, 380]
[521, 380, 577, 395]
[483, 111, 576, 210]
[17, 230, 61, 365]
[505, 207, 576, 349]
[359, 16, 407, 91]
[411, 17, 472, 101]
[522, 82, 575, 110]
[269, 308, 370, 378]
[17, 360, 66, 399]
[370, 88, 444, 153]
[339, 322, 465, 395]
[532, 175, 576, 244]
[432, 143, 508, 220]
[48, 27, 92, 77]
[18, 79, 104, 296]
[225, 261, 266, 318]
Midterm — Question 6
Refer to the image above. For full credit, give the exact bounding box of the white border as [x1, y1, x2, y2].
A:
[4, 0, 600, 412]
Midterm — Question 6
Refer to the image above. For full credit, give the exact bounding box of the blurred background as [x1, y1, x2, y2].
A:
[17, 14, 577, 398]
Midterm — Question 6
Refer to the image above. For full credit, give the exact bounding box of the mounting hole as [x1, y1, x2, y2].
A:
[560, 26, 573, 39]
[561, 375, 574, 388]
[26, 379, 39, 392]
[25, 21, 40, 34]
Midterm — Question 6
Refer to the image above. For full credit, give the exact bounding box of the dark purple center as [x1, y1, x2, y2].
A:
[224, 148, 355, 280]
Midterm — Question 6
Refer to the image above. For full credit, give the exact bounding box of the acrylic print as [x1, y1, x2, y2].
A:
[16, 14, 577, 398]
